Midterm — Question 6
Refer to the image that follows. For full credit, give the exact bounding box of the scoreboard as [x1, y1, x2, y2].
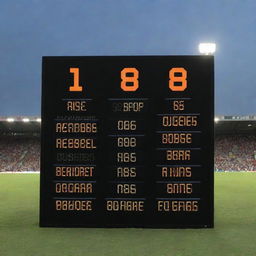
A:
[40, 56, 214, 228]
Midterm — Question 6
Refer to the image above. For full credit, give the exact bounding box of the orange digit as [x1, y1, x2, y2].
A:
[121, 68, 139, 91]
[69, 68, 83, 92]
[169, 67, 187, 91]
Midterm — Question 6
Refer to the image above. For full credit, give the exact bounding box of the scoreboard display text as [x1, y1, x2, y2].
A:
[40, 56, 214, 228]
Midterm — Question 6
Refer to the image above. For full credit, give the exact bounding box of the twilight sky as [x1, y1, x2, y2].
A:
[0, 0, 255, 116]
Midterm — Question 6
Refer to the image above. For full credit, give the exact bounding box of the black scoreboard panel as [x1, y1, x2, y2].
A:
[40, 56, 214, 228]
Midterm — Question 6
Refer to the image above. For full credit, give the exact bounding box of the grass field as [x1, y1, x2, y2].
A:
[0, 173, 256, 256]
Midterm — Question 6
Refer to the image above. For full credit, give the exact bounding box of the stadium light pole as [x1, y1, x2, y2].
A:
[198, 43, 216, 55]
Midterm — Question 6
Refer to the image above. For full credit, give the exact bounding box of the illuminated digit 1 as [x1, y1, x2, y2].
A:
[121, 68, 139, 91]
[69, 68, 83, 92]
[169, 67, 187, 91]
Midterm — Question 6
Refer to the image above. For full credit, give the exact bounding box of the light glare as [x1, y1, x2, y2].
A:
[199, 43, 216, 55]
[7, 118, 14, 122]
[22, 118, 30, 122]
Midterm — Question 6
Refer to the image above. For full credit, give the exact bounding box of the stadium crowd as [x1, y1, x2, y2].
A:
[215, 135, 256, 172]
[0, 135, 40, 172]
[0, 135, 255, 172]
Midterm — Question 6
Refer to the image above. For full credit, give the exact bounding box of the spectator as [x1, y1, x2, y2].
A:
[0, 135, 40, 172]
[0, 134, 255, 172]
[215, 135, 256, 172]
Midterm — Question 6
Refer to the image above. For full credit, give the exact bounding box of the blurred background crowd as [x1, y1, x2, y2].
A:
[0, 135, 255, 172]
[0, 136, 40, 172]
[215, 135, 256, 171]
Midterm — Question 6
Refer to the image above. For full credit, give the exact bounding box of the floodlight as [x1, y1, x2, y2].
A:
[199, 43, 216, 55]
[214, 117, 219, 123]
[22, 118, 30, 122]
[7, 118, 14, 122]
[36, 118, 41, 122]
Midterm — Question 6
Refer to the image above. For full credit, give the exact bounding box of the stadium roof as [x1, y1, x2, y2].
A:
[0, 116, 255, 135]
[214, 115, 256, 135]
[0, 116, 41, 134]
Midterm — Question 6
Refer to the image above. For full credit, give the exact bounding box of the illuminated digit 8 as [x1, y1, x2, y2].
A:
[121, 68, 139, 91]
[169, 67, 187, 91]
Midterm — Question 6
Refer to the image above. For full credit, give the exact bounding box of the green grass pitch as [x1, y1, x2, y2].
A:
[0, 173, 256, 256]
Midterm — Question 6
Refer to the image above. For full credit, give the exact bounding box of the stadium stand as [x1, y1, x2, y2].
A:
[214, 115, 256, 171]
[215, 135, 256, 171]
[0, 116, 255, 172]
[0, 135, 40, 172]
[0, 117, 40, 172]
